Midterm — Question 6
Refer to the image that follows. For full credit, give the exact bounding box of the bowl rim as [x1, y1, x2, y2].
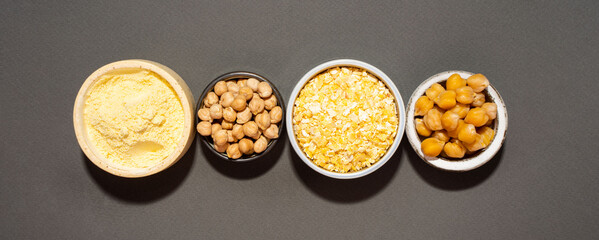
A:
[405, 70, 508, 172]
[73, 59, 195, 178]
[286, 59, 406, 179]
[196, 71, 285, 162]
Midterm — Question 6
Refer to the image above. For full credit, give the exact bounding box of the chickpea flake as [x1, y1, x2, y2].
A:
[293, 67, 399, 173]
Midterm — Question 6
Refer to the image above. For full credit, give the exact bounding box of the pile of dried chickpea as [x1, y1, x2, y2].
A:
[415, 73, 497, 158]
[197, 78, 282, 159]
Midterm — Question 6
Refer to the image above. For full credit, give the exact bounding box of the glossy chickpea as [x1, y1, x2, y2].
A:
[231, 96, 247, 112]
[223, 107, 237, 122]
[432, 130, 450, 142]
[415, 96, 434, 116]
[214, 81, 228, 96]
[446, 73, 467, 91]
[481, 102, 497, 120]
[227, 81, 240, 93]
[441, 111, 460, 131]
[257, 82, 272, 98]
[458, 123, 477, 144]
[238, 138, 254, 155]
[197, 108, 212, 122]
[426, 83, 445, 100]
[239, 86, 253, 101]
[449, 103, 470, 118]
[269, 106, 282, 123]
[421, 137, 445, 157]
[236, 107, 252, 124]
[254, 136, 268, 153]
[196, 121, 212, 136]
[455, 86, 475, 104]
[213, 130, 228, 146]
[231, 124, 244, 140]
[447, 119, 465, 138]
[423, 107, 443, 131]
[255, 111, 271, 131]
[263, 124, 279, 139]
[204, 92, 219, 107]
[220, 92, 235, 108]
[464, 107, 489, 127]
[247, 78, 260, 91]
[214, 142, 228, 153]
[248, 97, 265, 115]
[444, 139, 466, 158]
[477, 126, 495, 146]
[221, 120, 234, 130]
[243, 121, 260, 139]
[435, 90, 457, 109]
[472, 93, 485, 107]
[462, 134, 485, 152]
[415, 118, 432, 137]
[263, 95, 277, 110]
[226, 143, 242, 159]
[467, 74, 489, 93]
[209, 104, 223, 120]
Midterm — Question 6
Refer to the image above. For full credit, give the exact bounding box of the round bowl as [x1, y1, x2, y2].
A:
[73, 59, 195, 178]
[405, 70, 508, 172]
[286, 59, 406, 179]
[197, 71, 285, 162]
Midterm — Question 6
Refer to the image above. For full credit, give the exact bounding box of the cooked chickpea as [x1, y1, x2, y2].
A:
[248, 97, 265, 115]
[477, 126, 495, 146]
[209, 104, 223, 120]
[214, 81, 228, 96]
[214, 142, 229, 153]
[197, 108, 212, 122]
[446, 73, 467, 90]
[263, 95, 277, 110]
[227, 130, 235, 142]
[464, 107, 489, 127]
[423, 107, 443, 131]
[449, 103, 470, 119]
[444, 139, 466, 158]
[467, 73, 490, 92]
[253, 136, 268, 153]
[243, 121, 260, 139]
[226, 143, 242, 159]
[227, 81, 240, 93]
[231, 96, 247, 112]
[421, 137, 445, 157]
[221, 120, 234, 130]
[426, 83, 445, 100]
[432, 130, 450, 142]
[247, 78, 260, 91]
[447, 120, 465, 139]
[220, 92, 235, 108]
[236, 107, 252, 124]
[237, 79, 247, 88]
[213, 130, 228, 146]
[238, 138, 254, 155]
[196, 121, 212, 136]
[457, 123, 477, 144]
[415, 118, 432, 137]
[256, 111, 271, 131]
[472, 92, 485, 107]
[263, 124, 279, 139]
[257, 82, 272, 98]
[455, 86, 475, 104]
[269, 106, 282, 123]
[231, 124, 244, 140]
[415, 96, 434, 116]
[481, 102, 497, 120]
[441, 111, 460, 131]
[435, 90, 457, 109]
[211, 123, 222, 137]
[222, 107, 237, 122]
[204, 92, 219, 107]
[462, 134, 485, 152]
[239, 86, 253, 101]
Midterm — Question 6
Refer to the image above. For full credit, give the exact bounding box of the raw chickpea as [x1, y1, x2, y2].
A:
[223, 107, 237, 122]
[446, 73, 467, 90]
[415, 118, 432, 137]
[435, 90, 457, 110]
[481, 102, 497, 120]
[423, 107, 443, 131]
[444, 139, 466, 158]
[464, 107, 489, 127]
[226, 143, 242, 159]
[426, 83, 445, 100]
[441, 111, 460, 131]
[211, 123, 222, 136]
[458, 123, 477, 144]
[196, 121, 212, 136]
[204, 92, 219, 107]
[449, 103, 470, 119]
[227, 81, 240, 93]
[467, 73, 490, 93]
[221, 120, 234, 130]
[237, 79, 247, 88]
[447, 120, 465, 138]
[269, 106, 282, 123]
[214, 81, 228, 96]
[421, 137, 445, 157]
[239, 86, 253, 101]
[214, 142, 229, 153]
[414, 96, 434, 116]
[197, 108, 212, 122]
[254, 136, 268, 153]
[432, 130, 450, 142]
[455, 86, 475, 104]
[472, 92, 485, 107]
[477, 126, 495, 146]
[213, 130, 228, 146]
[263, 124, 279, 139]
[256, 112, 271, 131]
[248, 97, 265, 115]
[231, 96, 247, 112]
[257, 82, 272, 98]
[231, 124, 244, 140]
[220, 92, 235, 108]
[238, 138, 254, 155]
[243, 121, 260, 139]
[263, 95, 277, 110]
[236, 107, 252, 124]
[209, 104, 223, 120]
[227, 130, 235, 142]
[247, 78, 260, 91]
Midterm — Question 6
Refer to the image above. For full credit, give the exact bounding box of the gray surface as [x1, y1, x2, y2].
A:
[2, 0, 598, 239]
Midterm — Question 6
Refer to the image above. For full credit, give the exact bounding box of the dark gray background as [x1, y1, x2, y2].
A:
[2, 1, 598, 239]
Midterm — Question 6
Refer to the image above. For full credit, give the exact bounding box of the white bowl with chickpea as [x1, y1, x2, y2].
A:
[406, 70, 508, 172]
[196, 71, 284, 162]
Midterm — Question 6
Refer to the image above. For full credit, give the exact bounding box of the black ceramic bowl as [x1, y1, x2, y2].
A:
[196, 71, 285, 162]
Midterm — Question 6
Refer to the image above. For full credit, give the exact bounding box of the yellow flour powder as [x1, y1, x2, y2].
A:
[84, 68, 184, 169]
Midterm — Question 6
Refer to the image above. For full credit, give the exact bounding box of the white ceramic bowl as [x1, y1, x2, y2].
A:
[286, 59, 405, 179]
[73, 59, 195, 178]
[405, 70, 508, 172]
